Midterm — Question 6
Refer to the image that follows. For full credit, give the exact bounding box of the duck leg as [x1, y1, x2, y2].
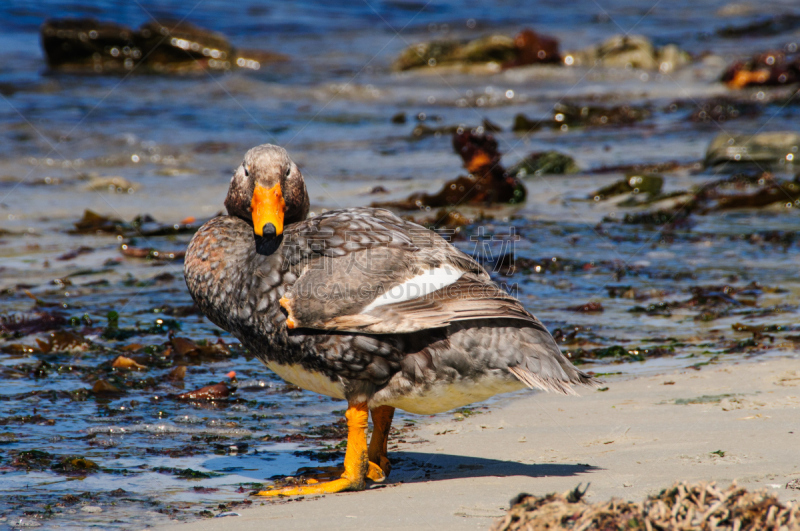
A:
[256, 402, 369, 496]
[291, 406, 395, 484]
[367, 405, 395, 481]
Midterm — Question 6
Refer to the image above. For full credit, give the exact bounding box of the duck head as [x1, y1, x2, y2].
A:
[224, 144, 310, 240]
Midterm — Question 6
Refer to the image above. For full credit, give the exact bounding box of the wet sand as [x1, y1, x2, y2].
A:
[157, 355, 800, 530]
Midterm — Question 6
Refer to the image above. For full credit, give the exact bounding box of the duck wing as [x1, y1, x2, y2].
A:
[280, 208, 539, 334]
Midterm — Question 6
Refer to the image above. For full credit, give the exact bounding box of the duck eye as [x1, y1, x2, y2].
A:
[284, 166, 291, 178]
[243, 165, 249, 177]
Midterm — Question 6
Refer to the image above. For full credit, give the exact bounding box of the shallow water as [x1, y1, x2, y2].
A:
[2, 0, 800, 528]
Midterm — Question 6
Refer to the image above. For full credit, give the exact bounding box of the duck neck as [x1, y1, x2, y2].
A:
[255, 233, 284, 256]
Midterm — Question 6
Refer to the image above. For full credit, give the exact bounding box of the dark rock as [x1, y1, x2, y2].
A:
[410, 123, 462, 139]
[512, 113, 542, 133]
[508, 151, 580, 177]
[592, 174, 663, 200]
[393, 28, 559, 71]
[40, 18, 285, 75]
[705, 132, 800, 167]
[482, 118, 503, 133]
[683, 97, 762, 123]
[390, 112, 407, 124]
[717, 14, 800, 38]
[552, 102, 650, 128]
[514, 102, 649, 133]
[565, 302, 604, 312]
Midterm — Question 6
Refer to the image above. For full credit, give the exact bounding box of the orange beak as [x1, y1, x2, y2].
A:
[251, 182, 285, 237]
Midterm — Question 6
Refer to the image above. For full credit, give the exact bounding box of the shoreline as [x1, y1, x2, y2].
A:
[155, 353, 800, 530]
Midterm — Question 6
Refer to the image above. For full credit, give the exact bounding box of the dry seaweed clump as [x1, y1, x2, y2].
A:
[492, 481, 799, 531]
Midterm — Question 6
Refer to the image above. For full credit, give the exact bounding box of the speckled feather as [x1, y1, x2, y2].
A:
[185, 206, 596, 412]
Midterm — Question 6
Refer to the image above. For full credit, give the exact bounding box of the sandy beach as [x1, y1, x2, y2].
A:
[156, 355, 800, 530]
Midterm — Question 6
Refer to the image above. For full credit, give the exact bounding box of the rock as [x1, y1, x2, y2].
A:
[80, 506, 102, 513]
[565, 302, 604, 312]
[705, 132, 800, 167]
[512, 113, 542, 133]
[508, 152, 580, 177]
[514, 103, 649, 133]
[40, 18, 285, 75]
[410, 123, 462, 139]
[713, 178, 800, 210]
[717, 13, 800, 38]
[721, 50, 800, 89]
[565, 34, 691, 72]
[390, 112, 407, 124]
[85, 176, 139, 193]
[592, 174, 664, 200]
[681, 97, 762, 123]
[716, 3, 756, 17]
[393, 28, 560, 71]
[552, 102, 649, 127]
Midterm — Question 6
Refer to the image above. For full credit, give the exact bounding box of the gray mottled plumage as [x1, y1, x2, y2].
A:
[184, 145, 596, 414]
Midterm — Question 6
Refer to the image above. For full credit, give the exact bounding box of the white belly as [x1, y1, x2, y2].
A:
[266, 362, 346, 400]
[384, 373, 526, 415]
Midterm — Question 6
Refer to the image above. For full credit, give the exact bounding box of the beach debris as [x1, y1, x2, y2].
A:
[554, 102, 650, 127]
[70, 209, 127, 234]
[166, 365, 187, 381]
[85, 176, 139, 193]
[705, 132, 800, 167]
[111, 355, 147, 370]
[610, 168, 800, 227]
[57, 246, 94, 261]
[591, 174, 664, 200]
[373, 130, 525, 209]
[675, 96, 763, 123]
[565, 302, 604, 313]
[176, 382, 231, 401]
[410, 123, 462, 140]
[717, 14, 800, 38]
[152, 466, 222, 478]
[70, 209, 202, 236]
[36, 330, 89, 353]
[393, 28, 560, 71]
[40, 18, 285, 75]
[566, 344, 672, 364]
[119, 244, 186, 261]
[10, 449, 54, 470]
[564, 34, 691, 72]
[51, 456, 100, 474]
[1, 311, 67, 337]
[721, 49, 800, 89]
[92, 379, 123, 394]
[493, 481, 800, 531]
[508, 151, 580, 177]
[513, 102, 650, 133]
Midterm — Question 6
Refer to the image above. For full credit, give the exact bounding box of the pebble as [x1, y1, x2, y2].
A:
[81, 506, 102, 513]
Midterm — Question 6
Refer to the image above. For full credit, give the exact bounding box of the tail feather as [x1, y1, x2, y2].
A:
[507, 326, 601, 395]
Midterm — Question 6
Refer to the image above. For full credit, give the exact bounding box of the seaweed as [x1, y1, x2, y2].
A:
[373, 130, 525, 209]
